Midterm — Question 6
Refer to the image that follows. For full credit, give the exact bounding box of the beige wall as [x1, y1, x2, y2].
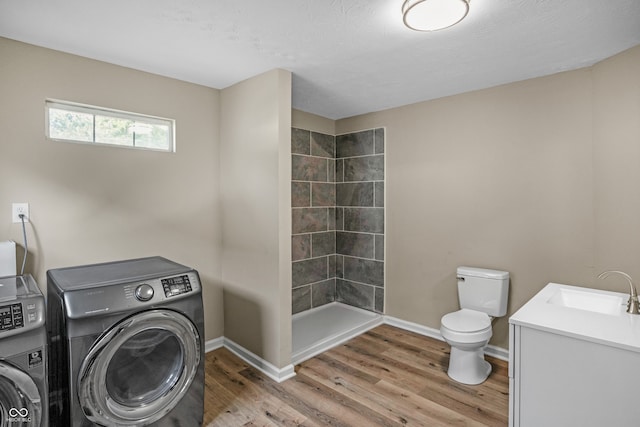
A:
[337, 46, 640, 349]
[220, 69, 292, 368]
[593, 46, 640, 279]
[292, 109, 336, 135]
[0, 37, 223, 340]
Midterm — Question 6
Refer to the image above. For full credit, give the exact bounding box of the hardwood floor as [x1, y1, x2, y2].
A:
[204, 324, 509, 426]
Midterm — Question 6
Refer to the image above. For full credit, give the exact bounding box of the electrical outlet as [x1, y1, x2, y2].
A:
[12, 203, 29, 223]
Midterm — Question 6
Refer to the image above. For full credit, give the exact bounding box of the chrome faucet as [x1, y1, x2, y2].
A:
[597, 270, 640, 315]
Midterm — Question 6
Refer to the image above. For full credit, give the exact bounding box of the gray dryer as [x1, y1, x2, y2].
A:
[47, 257, 204, 427]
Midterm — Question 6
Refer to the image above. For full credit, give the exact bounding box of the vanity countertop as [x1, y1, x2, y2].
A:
[509, 282, 640, 353]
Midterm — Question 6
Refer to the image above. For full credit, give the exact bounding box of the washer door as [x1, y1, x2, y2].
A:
[0, 362, 42, 426]
[77, 309, 200, 426]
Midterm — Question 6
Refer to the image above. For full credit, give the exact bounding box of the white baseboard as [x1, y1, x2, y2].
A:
[204, 336, 224, 353]
[205, 336, 295, 383]
[384, 315, 509, 362]
[203, 313, 508, 384]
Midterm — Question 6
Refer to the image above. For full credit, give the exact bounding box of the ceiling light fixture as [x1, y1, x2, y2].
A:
[402, 0, 470, 32]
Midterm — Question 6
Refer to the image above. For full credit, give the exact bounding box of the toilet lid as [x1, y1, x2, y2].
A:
[441, 309, 491, 332]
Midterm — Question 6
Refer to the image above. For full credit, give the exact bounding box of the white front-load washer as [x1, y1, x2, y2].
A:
[47, 257, 204, 427]
[0, 274, 48, 427]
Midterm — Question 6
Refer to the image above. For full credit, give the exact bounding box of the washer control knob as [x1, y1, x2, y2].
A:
[135, 284, 154, 302]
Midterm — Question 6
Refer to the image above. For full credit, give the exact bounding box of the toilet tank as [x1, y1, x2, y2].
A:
[457, 266, 509, 317]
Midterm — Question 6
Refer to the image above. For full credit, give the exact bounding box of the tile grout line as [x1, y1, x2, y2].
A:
[292, 230, 384, 237]
[293, 252, 382, 264]
[292, 152, 383, 161]
[294, 276, 383, 291]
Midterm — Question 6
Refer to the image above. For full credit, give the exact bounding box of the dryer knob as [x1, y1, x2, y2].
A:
[135, 284, 154, 301]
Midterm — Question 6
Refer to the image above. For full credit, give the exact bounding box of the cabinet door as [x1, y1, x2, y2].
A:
[518, 327, 640, 427]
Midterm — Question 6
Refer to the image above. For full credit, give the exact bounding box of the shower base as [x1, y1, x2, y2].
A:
[291, 302, 383, 365]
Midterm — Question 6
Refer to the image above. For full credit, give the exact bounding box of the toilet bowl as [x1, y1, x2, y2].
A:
[440, 266, 509, 385]
[441, 308, 493, 385]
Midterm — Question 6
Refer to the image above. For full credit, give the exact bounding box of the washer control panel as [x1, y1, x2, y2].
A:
[0, 303, 23, 331]
[161, 275, 192, 298]
[0, 275, 45, 335]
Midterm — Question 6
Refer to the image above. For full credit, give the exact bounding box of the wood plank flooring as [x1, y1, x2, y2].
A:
[204, 324, 509, 426]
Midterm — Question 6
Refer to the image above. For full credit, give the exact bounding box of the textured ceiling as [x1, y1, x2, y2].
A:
[1, 0, 639, 119]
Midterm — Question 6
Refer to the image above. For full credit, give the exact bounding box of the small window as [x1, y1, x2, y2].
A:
[45, 100, 175, 152]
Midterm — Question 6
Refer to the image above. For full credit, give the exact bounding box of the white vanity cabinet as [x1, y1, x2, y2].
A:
[509, 283, 640, 427]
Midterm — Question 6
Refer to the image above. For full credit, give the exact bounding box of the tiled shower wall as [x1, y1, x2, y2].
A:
[291, 127, 385, 315]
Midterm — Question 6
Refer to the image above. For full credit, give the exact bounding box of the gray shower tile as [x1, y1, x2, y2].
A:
[335, 159, 344, 183]
[292, 155, 328, 182]
[292, 182, 310, 207]
[343, 155, 384, 182]
[328, 255, 337, 278]
[292, 257, 328, 288]
[343, 208, 384, 233]
[292, 208, 328, 233]
[291, 127, 385, 315]
[292, 128, 310, 155]
[335, 208, 344, 231]
[374, 235, 384, 261]
[336, 130, 374, 158]
[311, 183, 335, 207]
[336, 232, 374, 259]
[292, 285, 311, 314]
[328, 208, 336, 231]
[374, 182, 384, 207]
[312, 232, 336, 257]
[335, 255, 344, 278]
[374, 287, 384, 313]
[374, 128, 385, 154]
[292, 234, 311, 261]
[343, 257, 384, 287]
[336, 182, 374, 207]
[328, 159, 336, 183]
[312, 279, 336, 307]
[336, 279, 374, 311]
[311, 132, 335, 158]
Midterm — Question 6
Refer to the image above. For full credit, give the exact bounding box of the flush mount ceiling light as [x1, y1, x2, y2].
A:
[402, 0, 470, 32]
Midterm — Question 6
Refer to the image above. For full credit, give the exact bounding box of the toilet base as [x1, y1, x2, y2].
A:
[446, 346, 492, 385]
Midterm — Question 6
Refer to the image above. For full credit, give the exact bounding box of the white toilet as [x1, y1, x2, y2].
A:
[440, 266, 509, 385]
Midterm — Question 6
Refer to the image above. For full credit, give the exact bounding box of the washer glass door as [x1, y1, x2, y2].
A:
[77, 310, 200, 426]
[0, 362, 42, 427]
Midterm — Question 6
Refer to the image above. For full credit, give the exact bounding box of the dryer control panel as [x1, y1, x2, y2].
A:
[63, 270, 202, 319]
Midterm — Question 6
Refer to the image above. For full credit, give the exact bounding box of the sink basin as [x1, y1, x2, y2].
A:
[548, 287, 624, 315]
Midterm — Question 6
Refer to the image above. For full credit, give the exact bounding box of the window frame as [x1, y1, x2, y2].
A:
[45, 99, 176, 152]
